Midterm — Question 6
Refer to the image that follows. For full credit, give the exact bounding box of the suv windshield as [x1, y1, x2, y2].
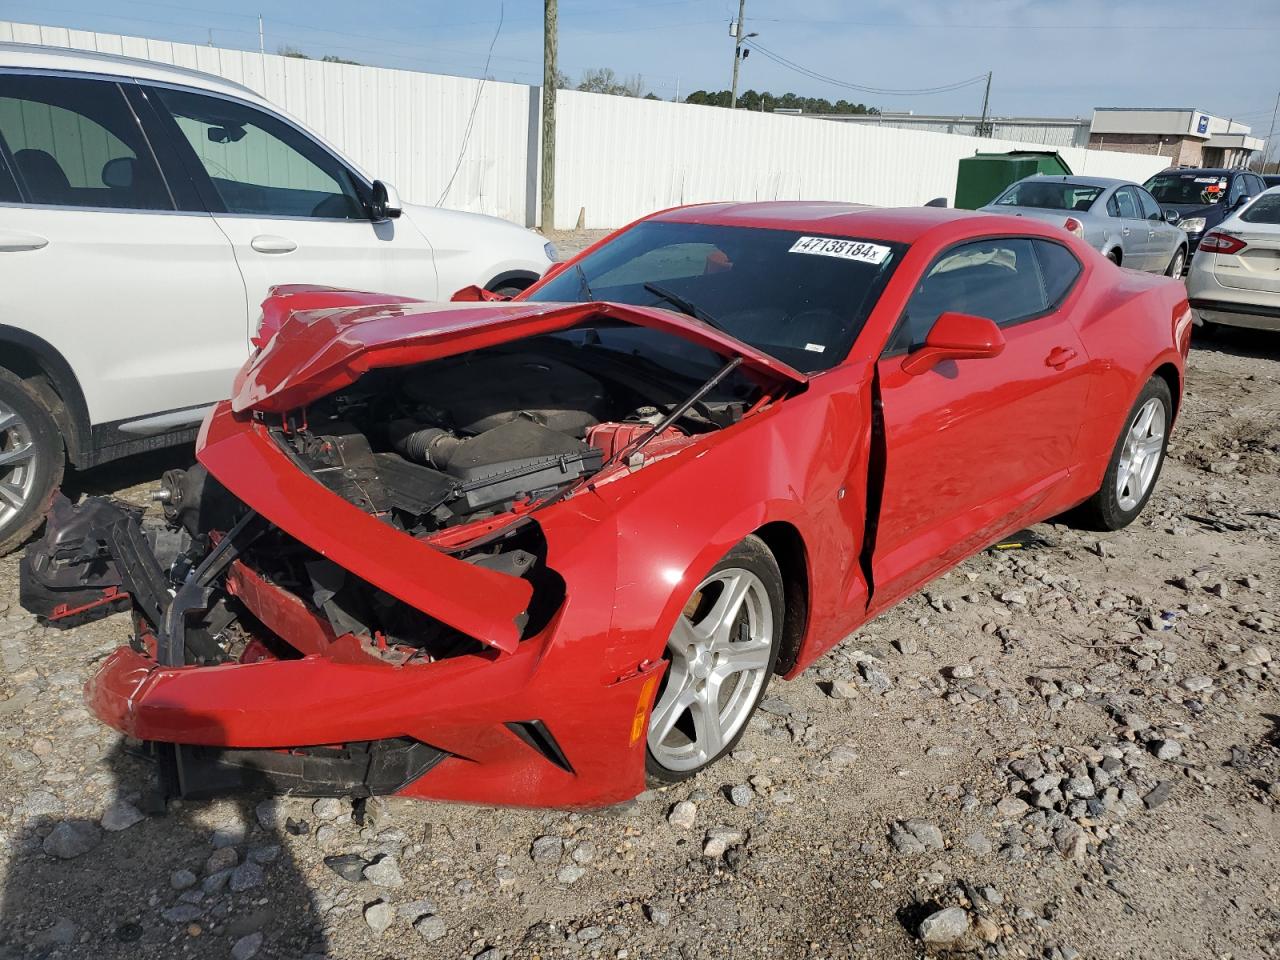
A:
[525, 221, 905, 372]
[994, 180, 1104, 211]
[1144, 172, 1229, 205]
[1241, 193, 1280, 224]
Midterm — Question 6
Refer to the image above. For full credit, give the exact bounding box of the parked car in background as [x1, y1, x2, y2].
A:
[23, 203, 1190, 806]
[1143, 167, 1270, 259]
[0, 42, 554, 555]
[981, 175, 1187, 275]
[1187, 186, 1280, 332]
[1262, 175, 1280, 189]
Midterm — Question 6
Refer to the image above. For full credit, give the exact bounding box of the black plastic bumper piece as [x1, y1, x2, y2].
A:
[155, 737, 448, 800]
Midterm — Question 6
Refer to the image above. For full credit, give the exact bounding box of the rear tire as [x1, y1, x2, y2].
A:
[1107, 249, 1122, 265]
[0, 369, 65, 557]
[1071, 376, 1171, 532]
[1164, 246, 1187, 277]
[645, 535, 784, 783]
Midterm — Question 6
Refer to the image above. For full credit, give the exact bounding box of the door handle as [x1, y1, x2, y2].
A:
[1121, 227, 1130, 236]
[0, 230, 49, 252]
[250, 234, 298, 254]
[1045, 346, 1078, 369]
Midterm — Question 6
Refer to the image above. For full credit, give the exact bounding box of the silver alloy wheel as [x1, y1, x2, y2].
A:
[1115, 397, 1165, 512]
[0, 399, 37, 528]
[648, 567, 774, 772]
[1169, 249, 1185, 276]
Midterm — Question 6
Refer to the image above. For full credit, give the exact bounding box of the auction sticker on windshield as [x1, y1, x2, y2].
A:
[789, 236, 891, 264]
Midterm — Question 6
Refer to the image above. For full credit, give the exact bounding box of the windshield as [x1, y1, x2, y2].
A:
[525, 221, 905, 372]
[994, 180, 1104, 211]
[1144, 172, 1229, 205]
[1241, 193, 1280, 225]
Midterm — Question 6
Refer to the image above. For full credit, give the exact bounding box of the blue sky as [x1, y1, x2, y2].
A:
[4, 0, 1279, 130]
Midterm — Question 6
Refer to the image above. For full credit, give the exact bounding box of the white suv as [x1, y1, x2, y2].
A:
[0, 43, 554, 553]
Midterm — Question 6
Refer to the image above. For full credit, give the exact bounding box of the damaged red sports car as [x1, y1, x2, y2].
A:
[20, 203, 1191, 809]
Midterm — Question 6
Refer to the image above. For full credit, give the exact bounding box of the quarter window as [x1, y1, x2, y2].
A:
[153, 87, 366, 219]
[1112, 187, 1140, 219]
[0, 74, 171, 210]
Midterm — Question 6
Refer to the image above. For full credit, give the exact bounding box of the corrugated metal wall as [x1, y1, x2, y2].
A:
[2, 20, 1170, 230]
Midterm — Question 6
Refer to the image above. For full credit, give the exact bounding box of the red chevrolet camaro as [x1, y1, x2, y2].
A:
[24, 203, 1191, 808]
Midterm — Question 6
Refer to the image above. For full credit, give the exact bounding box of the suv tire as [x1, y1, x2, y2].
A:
[0, 368, 65, 557]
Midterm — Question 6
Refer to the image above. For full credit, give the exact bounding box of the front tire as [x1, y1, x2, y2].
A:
[1164, 246, 1187, 277]
[0, 369, 64, 556]
[645, 535, 784, 782]
[1073, 376, 1172, 531]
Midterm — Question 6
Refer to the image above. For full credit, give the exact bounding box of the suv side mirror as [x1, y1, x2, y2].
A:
[369, 180, 402, 221]
[1164, 209, 1180, 224]
[901, 311, 1006, 376]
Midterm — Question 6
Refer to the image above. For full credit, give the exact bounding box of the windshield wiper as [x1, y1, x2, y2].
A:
[576, 263, 596, 302]
[643, 282, 728, 332]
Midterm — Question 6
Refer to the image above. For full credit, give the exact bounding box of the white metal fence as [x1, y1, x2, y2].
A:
[2, 20, 1170, 230]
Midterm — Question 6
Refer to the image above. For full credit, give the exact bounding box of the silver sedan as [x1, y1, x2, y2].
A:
[982, 176, 1188, 275]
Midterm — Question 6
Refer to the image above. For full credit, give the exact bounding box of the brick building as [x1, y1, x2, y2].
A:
[1089, 108, 1263, 168]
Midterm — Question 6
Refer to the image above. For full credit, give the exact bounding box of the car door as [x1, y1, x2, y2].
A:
[1113, 186, 1154, 269]
[867, 237, 1091, 611]
[0, 71, 247, 433]
[140, 84, 438, 326]
[1136, 185, 1178, 271]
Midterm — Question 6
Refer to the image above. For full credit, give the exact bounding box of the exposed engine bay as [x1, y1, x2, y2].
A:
[275, 339, 751, 538]
[21, 334, 763, 673]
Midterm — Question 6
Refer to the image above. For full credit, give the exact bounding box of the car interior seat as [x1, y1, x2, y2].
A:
[13, 148, 71, 203]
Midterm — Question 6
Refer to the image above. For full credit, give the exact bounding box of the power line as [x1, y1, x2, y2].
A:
[744, 39, 988, 96]
[748, 16, 1270, 32]
[437, 3, 505, 206]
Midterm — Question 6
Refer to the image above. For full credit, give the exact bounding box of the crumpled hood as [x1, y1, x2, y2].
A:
[232, 286, 807, 415]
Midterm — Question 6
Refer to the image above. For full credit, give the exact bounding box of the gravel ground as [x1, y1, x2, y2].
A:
[0, 285, 1276, 959]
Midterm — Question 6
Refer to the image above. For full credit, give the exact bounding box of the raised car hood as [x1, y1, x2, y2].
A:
[233, 286, 806, 415]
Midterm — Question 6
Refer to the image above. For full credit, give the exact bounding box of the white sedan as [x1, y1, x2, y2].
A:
[1187, 186, 1280, 332]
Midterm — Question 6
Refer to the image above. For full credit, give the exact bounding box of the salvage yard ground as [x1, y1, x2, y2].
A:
[0, 245, 1276, 958]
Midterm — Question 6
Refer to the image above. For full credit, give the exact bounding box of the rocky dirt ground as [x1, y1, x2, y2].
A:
[0, 289, 1277, 959]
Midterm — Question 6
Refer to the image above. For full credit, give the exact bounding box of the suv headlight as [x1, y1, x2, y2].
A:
[543, 241, 560, 262]
[1179, 217, 1206, 235]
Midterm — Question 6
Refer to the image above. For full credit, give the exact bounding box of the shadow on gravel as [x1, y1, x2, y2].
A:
[1190, 325, 1280, 361]
[60, 443, 196, 503]
[0, 738, 326, 959]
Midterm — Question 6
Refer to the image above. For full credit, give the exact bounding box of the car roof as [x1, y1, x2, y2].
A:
[1149, 167, 1239, 177]
[0, 41, 266, 105]
[651, 201, 994, 245]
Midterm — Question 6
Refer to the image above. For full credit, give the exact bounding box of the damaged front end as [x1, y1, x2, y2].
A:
[21, 289, 802, 807]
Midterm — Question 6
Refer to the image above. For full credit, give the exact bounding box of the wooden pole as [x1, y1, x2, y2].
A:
[541, 0, 557, 230]
[729, 0, 745, 109]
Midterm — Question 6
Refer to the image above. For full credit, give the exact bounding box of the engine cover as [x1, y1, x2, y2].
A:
[400, 352, 609, 437]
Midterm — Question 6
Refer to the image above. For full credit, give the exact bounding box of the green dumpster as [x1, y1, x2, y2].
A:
[954, 150, 1073, 210]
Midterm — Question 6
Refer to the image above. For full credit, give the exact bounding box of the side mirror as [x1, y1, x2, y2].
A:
[901, 311, 1006, 376]
[1163, 209, 1180, 224]
[369, 180, 402, 221]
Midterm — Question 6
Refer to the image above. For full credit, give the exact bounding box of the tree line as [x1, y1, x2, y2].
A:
[684, 90, 880, 114]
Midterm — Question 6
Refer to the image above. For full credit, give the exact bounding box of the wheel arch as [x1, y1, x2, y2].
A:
[1152, 361, 1181, 422]
[752, 520, 811, 675]
[1106, 246, 1123, 265]
[0, 325, 91, 465]
[484, 269, 540, 294]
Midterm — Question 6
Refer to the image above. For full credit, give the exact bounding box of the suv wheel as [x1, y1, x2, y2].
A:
[0, 369, 64, 556]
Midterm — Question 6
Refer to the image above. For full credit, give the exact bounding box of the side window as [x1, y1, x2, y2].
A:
[0, 73, 171, 210]
[1227, 176, 1247, 205]
[152, 86, 366, 219]
[1113, 187, 1140, 219]
[1250, 174, 1267, 196]
[891, 238, 1050, 351]
[1136, 188, 1162, 221]
[1032, 240, 1082, 307]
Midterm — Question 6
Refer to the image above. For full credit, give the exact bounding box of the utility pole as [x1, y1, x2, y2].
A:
[1266, 89, 1280, 174]
[257, 14, 264, 54]
[541, 0, 557, 231]
[729, 0, 746, 109]
[976, 71, 992, 137]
